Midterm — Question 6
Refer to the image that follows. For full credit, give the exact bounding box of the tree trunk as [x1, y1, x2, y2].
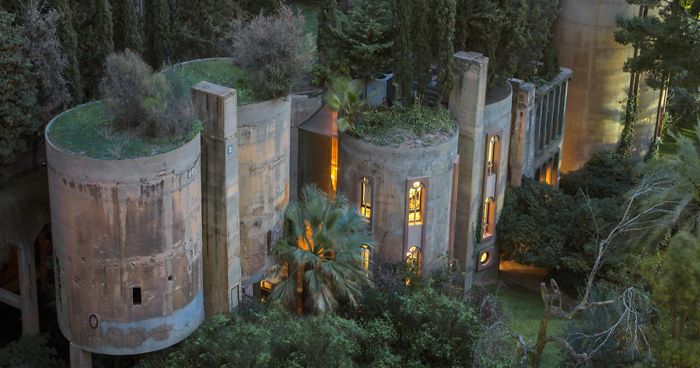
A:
[530, 312, 550, 368]
[295, 263, 304, 316]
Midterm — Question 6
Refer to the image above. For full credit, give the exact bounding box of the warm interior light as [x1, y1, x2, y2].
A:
[361, 244, 370, 270]
[479, 251, 490, 265]
[260, 280, 273, 291]
[408, 182, 423, 225]
[330, 136, 338, 192]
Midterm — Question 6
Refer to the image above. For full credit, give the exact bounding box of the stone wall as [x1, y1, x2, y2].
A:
[46, 113, 204, 355]
[338, 133, 459, 274]
[237, 98, 291, 290]
[555, 0, 659, 172]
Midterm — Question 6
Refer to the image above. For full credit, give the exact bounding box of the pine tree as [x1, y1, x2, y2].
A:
[52, 0, 83, 103]
[317, 0, 337, 66]
[111, 0, 142, 53]
[330, 0, 392, 80]
[144, 0, 171, 67]
[0, 10, 39, 164]
[75, 0, 114, 99]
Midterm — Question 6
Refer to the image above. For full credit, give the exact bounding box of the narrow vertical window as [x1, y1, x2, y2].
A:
[132, 287, 142, 305]
[361, 244, 370, 270]
[330, 136, 339, 192]
[408, 181, 424, 226]
[486, 136, 499, 175]
[359, 177, 373, 220]
[482, 197, 495, 238]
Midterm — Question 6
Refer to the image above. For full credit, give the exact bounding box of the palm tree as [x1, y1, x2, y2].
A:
[267, 185, 373, 315]
[637, 122, 700, 244]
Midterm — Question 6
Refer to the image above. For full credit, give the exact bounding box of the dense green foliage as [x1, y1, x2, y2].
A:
[111, 0, 142, 53]
[0, 10, 39, 165]
[559, 151, 639, 199]
[144, 0, 170, 68]
[617, 0, 700, 90]
[74, 0, 113, 99]
[138, 282, 488, 368]
[161, 59, 254, 104]
[172, 0, 240, 60]
[351, 103, 457, 146]
[22, 0, 71, 122]
[0, 334, 64, 368]
[328, 0, 393, 80]
[51, 0, 83, 103]
[268, 186, 373, 313]
[648, 231, 700, 368]
[390, 0, 456, 102]
[316, 0, 337, 68]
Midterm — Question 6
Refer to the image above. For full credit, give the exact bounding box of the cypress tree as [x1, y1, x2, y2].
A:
[412, 0, 432, 99]
[391, 0, 413, 104]
[75, 0, 114, 99]
[144, 0, 171, 67]
[51, 0, 83, 104]
[111, 0, 142, 53]
[317, 0, 337, 66]
[0, 10, 39, 164]
[433, 0, 456, 100]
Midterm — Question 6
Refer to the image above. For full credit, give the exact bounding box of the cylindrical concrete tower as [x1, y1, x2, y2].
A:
[338, 130, 459, 274]
[45, 106, 204, 355]
[555, 0, 659, 172]
[237, 98, 291, 287]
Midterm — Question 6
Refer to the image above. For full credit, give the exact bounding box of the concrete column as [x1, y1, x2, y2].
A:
[449, 51, 488, 290]
[17, 244, 39, 335]
[192, 82, 242, 315]
[508, 79, 536, 187]
[69, 343, 92, 368]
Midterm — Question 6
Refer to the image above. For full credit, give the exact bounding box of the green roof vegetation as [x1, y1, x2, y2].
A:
[47, 101, 201, 160]
[352, 104, 457, 147]
[161, 58, 255, 105]
[47, 59, 252, 160]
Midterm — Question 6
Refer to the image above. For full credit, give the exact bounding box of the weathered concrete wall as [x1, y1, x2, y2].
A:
[46, 111, 204, 355]
[450, 51, 488, 289]
[291, 91, 323, 201]
[475, 86, 513, 285]
[555, 0, 659, 172]
[237, 98, 291, 290]
[192, 82, 242, 316]
[337, 132, 459, 275]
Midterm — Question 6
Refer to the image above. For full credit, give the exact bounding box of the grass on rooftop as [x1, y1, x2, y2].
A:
[48, 59, 251, 160]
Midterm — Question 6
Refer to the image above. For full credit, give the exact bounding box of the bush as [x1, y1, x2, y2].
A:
[559, 151, 639, 199]
[228, 5, 314, 100]
[0, 334, 64, 368]
[99, 50, 196, 138]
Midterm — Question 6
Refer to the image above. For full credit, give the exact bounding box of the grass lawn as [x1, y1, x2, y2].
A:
[491, 283, 567, 368]
[49, 59, 251, 160]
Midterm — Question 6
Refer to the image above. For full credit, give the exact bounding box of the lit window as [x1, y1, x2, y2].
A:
[360, 177, 372, 220]
[406, 246, 422, 275]
[408, 181, 424, 226]
[260, 280, 273, 292]
[330, 136, 338, 192]
[361, 244, 370, 270]
[486, 136, 500, 175]
[479, 251, 490, 265]
[482, 197, 495, 238]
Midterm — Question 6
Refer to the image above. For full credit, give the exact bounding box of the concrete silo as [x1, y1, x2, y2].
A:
[554, 0, 659, 172]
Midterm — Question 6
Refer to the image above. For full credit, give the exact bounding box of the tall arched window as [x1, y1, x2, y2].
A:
[408, 181, 424, 226]
[406, 246, 422, 275]
[486, 136, 500, 175]
[359, 177, 373, 220]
